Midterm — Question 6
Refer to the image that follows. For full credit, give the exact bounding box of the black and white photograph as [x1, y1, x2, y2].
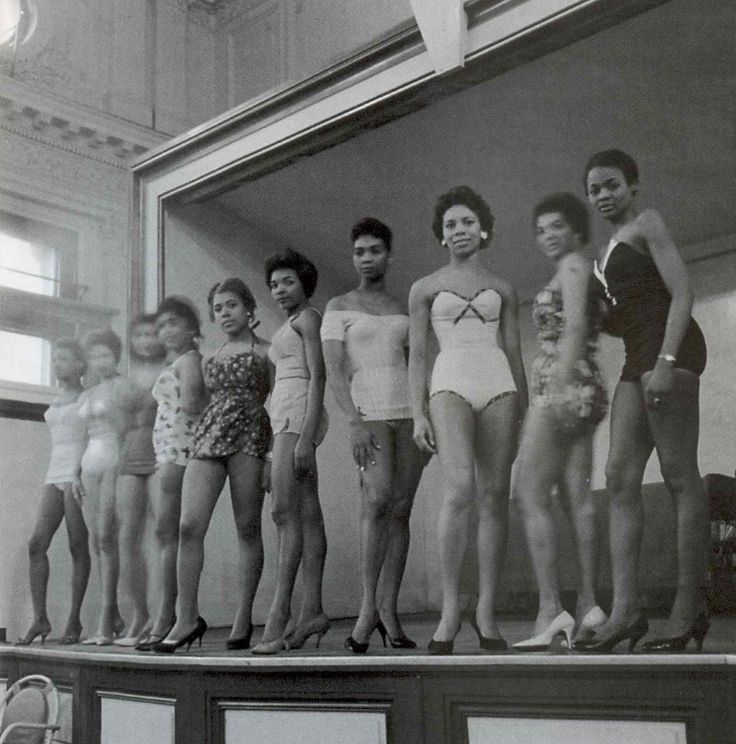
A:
[0, 1, 734, 742]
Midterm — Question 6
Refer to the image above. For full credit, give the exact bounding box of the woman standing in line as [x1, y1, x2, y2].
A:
[512, 193, 608, 651]
[322, 218, 428, 654]
[114, 315, 166, 646]
[252, 250, 329, 654]
[136, 297, 204, 651]
[154, 279, 271, 653]
[575, 150, 708, 653]
[409, 186, 527, 654]
[16, 339, 89, 646]
[78, 328, 128, 645]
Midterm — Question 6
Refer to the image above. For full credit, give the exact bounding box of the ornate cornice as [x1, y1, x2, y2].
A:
[0, 77, 167, 169]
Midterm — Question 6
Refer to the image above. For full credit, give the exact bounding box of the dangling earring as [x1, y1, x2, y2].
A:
[480, 230, 489, 240]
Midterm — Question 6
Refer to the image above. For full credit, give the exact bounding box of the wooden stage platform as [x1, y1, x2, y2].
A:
[1, 616, 735, 744]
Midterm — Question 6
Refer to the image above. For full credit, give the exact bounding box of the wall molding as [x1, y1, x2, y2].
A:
[0, 77, 167, 169]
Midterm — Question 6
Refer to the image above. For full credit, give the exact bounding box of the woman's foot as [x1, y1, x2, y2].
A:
[285, 614, 331, 650]
[114, 616, 151, 646]
[58, 621, 83, 645]
[350, 611, 377, 645]
[16, 619, 52, 646]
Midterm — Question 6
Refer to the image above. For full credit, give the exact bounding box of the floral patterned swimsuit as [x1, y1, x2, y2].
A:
[530, 285, 608, 433]
[191, 347, 271, 460]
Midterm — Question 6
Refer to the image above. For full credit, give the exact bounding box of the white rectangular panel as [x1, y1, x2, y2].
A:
[467, 717, 687, 744]
[225, 709, 387, 744]
[100, 696, 175, 744]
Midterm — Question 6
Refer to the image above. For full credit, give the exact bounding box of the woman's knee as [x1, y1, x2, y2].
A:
[659, 458, 697, 499]
[235, 516, 262, 544]
[605, 455, 644, 498]
[443, 473, 475, 513]
[28, 531, 51, 559]
[178, 518, 206, 545]
[270, 497, 298, 528]
[362, 480, 393, 519]
[98, 524, 118, 554]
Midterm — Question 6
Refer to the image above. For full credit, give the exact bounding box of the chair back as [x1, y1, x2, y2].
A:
[0, 676, 59, 744]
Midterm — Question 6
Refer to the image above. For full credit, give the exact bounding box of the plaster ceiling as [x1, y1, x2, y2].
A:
[214, 0, 735, 301]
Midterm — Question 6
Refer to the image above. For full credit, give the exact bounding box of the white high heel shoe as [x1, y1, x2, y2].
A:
[513, 610, 575, 652]
[570, 605, 608, 645]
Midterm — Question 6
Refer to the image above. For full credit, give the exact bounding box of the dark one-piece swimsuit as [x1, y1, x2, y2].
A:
[593, 240, 706, 382]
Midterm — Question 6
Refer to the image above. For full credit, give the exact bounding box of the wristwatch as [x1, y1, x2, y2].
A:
[657, 354, 677, 364]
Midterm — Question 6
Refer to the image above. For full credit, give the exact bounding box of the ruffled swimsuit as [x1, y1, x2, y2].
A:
[531, 285, 608, 432]
[593, 240, 706, 382]
[269, 312, 328, 442]
[429, 288, 516, 412]
[191, 348, 271, 460]
[152, 351, 201, 467]
[44, 397, 86, 486]
[321, 310, 411, 421]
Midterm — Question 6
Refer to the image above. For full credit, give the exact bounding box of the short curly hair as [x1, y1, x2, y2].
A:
[432, 186, 494, 247]
[207, 277, 257, 321]
[532, 192, 591, 245]
[350, 218, 393, 252]
[265, 249, 319, 298]
[583, 149, 639, 189]
[53, 337, 87, 376]
[83, 328, 122, 364]
[156, 296, 201, 338]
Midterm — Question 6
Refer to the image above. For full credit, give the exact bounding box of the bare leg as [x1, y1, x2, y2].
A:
[259, 433, 304, 644]
[593, 382, 653, 642]
[474, 393, 519, 639]
[296, 466, 327, 625]
[561, 431, 599, 623]
[21, 486, 66, 642]
[227, 452, 266, 640]
[149, 463, 185, 638]
[377, 420, 427, 639]
[644, 370, 708, 637]
[514, 407, 567, 632]
[429, 393, 476, 643]
[166, 458, 226, 642]
[350, 422, 398, 644]
[61, 486, 90, 639]
[94, 467, 121, 640]
[116, 473, 151, 637]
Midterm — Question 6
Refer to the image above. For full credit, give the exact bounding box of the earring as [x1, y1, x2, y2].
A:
[441, 239, 447, 247]
[480, 230, 488, 240]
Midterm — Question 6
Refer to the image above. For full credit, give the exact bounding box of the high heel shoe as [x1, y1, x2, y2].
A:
[114, 621, 153, 647]
[15, 622, 51, 646]
[251, 637, 286, 655]
[136, 618, 176, 652]
[512, 611, 574, 652]
[286, 615, 331, 650]
[571, 606, 607, 646]
[641, 613, 710, 653]
[427, 623, 462, 655]
[226, 626, 254, 651]
[470, 616, 508, 651]
[153, 617, 207, 654]
[574, 616, 648, 653]
[58, 624, 83, 645]
[375, 619, 416, 650]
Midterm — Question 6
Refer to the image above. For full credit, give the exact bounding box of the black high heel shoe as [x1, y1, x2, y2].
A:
[375, 619, 417, 650]
[427, 623, 462, 655]
[641, 613, 710, 653]
[153, 617, 207, 654]
[344, 634, 371, 654]
[470, 616, 508, 651]
[574, 616, 648, 654]
[136, 617, 176, 652]
[226, 625, 253, 651]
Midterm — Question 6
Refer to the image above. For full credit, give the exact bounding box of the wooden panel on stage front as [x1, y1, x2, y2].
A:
[466, 717, 687, 744]
[223, 706, 387, 744]
[99, 693, 175, 744]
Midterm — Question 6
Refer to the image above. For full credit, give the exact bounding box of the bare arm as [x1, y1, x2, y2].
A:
[498, 283, 529, 411]
[177, 351, 205, 415]
[408, 280, 436, 453]
[554, 253, 592, 384]
[292, 309, 327, 473]
[639, 209, 694, 363]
